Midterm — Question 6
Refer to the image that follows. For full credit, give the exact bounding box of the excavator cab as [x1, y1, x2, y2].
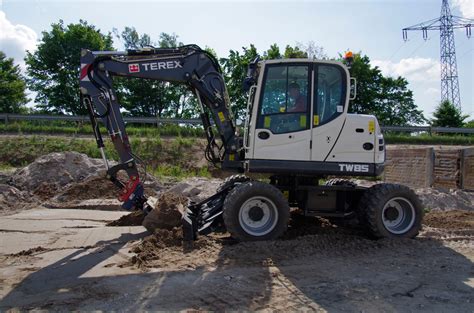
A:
[242, 59, 385, 177]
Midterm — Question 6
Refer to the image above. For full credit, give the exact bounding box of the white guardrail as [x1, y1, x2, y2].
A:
[0, 114, 473, 134]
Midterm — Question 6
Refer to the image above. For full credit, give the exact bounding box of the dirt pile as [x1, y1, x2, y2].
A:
[10, 152, 104, 196]
[4, 151, 163, 211]
[423, 210, 474, 229]
[107, 211, 145, 226]
[0, 184, 27, 215]
[129, 228, 185, 268]
[142, 192, 188, 232]
[54, 176, 118, 202]
[167, 177, 221, 202]
[416, 188, 474, 211]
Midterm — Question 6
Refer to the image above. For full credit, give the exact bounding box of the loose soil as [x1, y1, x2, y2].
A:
[55, 176, 118, 202]
[106, 210, 145, 226]
[424, 210, 474, 229]
[141, 192, 188, 232]
[1, 150, 474, 311]
[9, 246, 47, 257]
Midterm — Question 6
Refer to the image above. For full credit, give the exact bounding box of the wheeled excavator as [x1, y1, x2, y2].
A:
[79, 45, 423, 241]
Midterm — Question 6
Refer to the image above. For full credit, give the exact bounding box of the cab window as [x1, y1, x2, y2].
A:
[314, 65, 345, 126]
[257, 65, 310, 134]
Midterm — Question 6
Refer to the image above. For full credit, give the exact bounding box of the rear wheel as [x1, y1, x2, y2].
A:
[358, 183, 423, 238]
[223, 181, 290, 241]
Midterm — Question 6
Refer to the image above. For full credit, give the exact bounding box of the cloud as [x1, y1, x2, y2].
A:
[372, 57, 440, 82]
[0, 11, 37, 69]
[453, 0, 474, 19]
[425, 87, 440, 96]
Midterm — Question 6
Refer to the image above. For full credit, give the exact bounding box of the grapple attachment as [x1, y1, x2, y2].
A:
[182, 189, 229, 241]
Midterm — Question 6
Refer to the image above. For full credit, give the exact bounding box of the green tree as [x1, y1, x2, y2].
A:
[263, 44, 281, 60]
[464, 120, 474, 128]
[283, 45, 307, 58]
[220, 45, 259, 118]
[25, 20, 113, 115]
[0, 51, 28, 113]
[431, 100, 469, 127]
[343, 53, 425, 125]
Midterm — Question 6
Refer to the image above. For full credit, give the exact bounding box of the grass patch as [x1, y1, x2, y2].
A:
[151, 165, 211, 180]
[384, 133, 473, 145]
[0, 120, 205, 138]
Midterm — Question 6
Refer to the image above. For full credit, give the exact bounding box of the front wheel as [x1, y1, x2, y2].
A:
[358, 183, 423, 238]
[223, 181, 290, 241]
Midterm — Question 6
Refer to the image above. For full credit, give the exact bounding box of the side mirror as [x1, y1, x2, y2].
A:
[350, 77, 357, 100]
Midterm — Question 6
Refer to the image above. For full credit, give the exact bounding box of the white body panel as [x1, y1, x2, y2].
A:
[327, 114, 375, 163]
[310, 114, 345, 161]
[253, 129, 311, 160]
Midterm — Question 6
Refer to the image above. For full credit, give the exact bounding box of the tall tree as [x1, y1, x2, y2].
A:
[431, 100, 469, 127]
[220, 45, 259, 118]
[283, 45, 307, 58]
[263, 44, 281, 60]
[25, 20, 113, 115]
[0, 51, 28, 113]
[343, 53, 425, 126]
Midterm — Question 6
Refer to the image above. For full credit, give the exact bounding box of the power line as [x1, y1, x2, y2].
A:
[402, 0, 473, 110]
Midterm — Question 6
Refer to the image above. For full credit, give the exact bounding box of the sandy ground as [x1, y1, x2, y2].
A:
[0, 207, 473, 312]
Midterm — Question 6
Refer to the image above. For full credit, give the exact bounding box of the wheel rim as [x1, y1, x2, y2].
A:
[382, 197, 416, 235]
[238, 196, 279, 236]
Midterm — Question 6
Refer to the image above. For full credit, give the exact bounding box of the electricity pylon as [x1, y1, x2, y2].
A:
[403, 0, 473, 110]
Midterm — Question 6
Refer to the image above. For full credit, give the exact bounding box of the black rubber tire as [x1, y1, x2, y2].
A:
[223, 181, 290, 241]
[358, 183, 423, 239]
[217, 174, 252, 193]
[325, 178, 356, 188]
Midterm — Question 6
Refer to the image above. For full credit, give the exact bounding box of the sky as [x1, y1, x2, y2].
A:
[0, 0, 473, 120]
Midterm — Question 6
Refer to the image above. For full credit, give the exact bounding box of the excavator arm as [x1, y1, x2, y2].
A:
[79, 45, 242, 213]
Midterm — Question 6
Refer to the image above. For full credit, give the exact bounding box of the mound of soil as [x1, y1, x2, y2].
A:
[423, 210, 474, 229]
[55, 176, 118, 202]
[10, 152, 103, 196]
[167, 177, 221, 202]
[417, 188, 474, 211]
[142, 192, 188, 232]
[0, 184, 27, 214]
[107, 211, 145, 226]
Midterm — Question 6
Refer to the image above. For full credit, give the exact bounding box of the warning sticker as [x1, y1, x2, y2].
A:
[313, 115, 319, 126]
[368, 120, 375, 133]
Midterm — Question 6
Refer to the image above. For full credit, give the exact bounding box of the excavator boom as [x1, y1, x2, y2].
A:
[80, 45, 242, 213]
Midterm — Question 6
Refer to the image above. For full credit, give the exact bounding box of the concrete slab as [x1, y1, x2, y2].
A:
[45, 199, 122, 211]
[0, 209, 143, 255]
[6, 208, 128, 221]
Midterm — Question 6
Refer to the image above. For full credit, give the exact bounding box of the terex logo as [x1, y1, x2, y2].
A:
[128, 64, 140, 73]
[339, 164, 370, 172]
[141, 61, 183, 71]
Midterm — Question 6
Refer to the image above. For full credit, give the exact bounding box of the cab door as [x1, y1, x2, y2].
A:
[311, 64, 347, 161]
[252, 64, 312, 161]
